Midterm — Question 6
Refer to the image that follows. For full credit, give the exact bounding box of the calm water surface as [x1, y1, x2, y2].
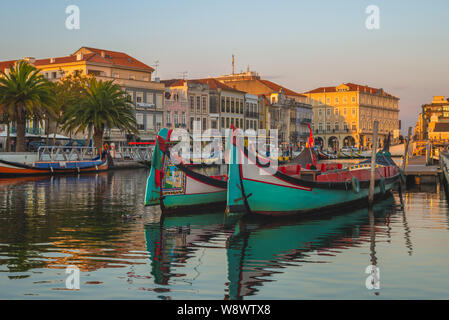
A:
[0, 169, 448, 299]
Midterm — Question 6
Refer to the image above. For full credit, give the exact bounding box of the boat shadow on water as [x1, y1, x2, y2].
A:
[144, 195, 397, 299]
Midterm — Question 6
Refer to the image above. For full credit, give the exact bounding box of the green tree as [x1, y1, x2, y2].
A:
[61, 78, 137, 153]
[52, 71, 93, 145]
[0, 60, 55, 152]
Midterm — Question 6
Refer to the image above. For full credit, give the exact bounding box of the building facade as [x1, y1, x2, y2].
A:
[215, 70, 312, 145]
[303, 83, 400, 150]
[194, 78, 246, 132]
[0, 47, 164, 143]
[162, 79, 211, 132]
[421, 96, 449, 140]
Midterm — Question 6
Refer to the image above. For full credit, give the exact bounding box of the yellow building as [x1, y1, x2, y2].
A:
[303, 83, 400, 150]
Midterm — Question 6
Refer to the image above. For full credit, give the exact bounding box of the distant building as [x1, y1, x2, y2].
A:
[194, 78, 246, 132]
[421, 96, 449, 140]
[303, 83, 400, 150]
[215, 70, 312, 145]
[0, 47, 165, 143]
[162, 79, 210, 132]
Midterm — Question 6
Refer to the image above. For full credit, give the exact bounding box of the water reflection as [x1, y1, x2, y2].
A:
[224, 197, 396, 299]
[0, 169, 448, 299]
[0, 171, 150, 275]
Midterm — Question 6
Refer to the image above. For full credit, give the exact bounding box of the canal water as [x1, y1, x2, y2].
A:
[0, 169, 448, 299]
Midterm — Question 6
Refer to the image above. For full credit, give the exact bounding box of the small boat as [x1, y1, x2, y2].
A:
[144, 128, 228, 213]
[0, 158, 108, 177]
[226, 128, 401, 216]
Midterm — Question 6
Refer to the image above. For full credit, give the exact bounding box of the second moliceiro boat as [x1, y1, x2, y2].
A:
[144, 128, 227, 213]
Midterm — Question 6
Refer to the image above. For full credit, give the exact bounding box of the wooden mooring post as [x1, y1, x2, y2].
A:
[369, 121, 379, 206]
[402, 127, 412, 172]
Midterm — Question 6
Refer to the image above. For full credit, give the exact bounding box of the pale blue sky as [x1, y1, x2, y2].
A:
[1, 0, 449, 132]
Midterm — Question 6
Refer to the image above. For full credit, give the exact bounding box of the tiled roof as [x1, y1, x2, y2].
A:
[1, 47, 154, 73]
[0, 60, 18, 72]
[304, 82, 397, 98]
[194, 78, 245, 93]
[34, 54, 96, 66]
[258, 79, 307, 98]
[81, 47, 154, 71]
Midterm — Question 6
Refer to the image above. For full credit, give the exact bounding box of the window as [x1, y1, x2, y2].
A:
[129, 74, 135, 80]
[335, 122, 339, 131]
[344, 122, 348, 130]
[221, 117, 224, 128]
[146, 114, 154, 129]
[136, 113, 144, 130]
[352, 96, 356, 103]
[174, 111, 179, 126]
[335, 98, 339, 104]
[211, 120, 217, 129]
[231, 118, 234, 126]
[221, 97, 225, 112]
[181, 112, 186, 125]
[240, 119, 243, 128]
[136, 92, 143, 103]
[344, 108, 347, 115]
[202, 96, 207, 113]
[326, 109, 331, 116]
[190, 117, 194, 130]
[146, 93, 153, 104]
[202, 118, 207, 130]
[246, 120, 249, 129]
[190, 96, 195, 112]
[226, 117, 229, 128]
[335, 108, 339, 116]
[319, 123, 323, 131]
[155, 94, 163, 109]
[166, 111, 171, 125]
[352, 108, 356, 115]
[352, 122, 356, 130]
[318, 109, 323, 117]
[231, 98, 235, 113]
[326, 98, 331, 104]
[226, 97, 230, 113]
[326, 122, 331, 132]
[196, 96, 201, 113]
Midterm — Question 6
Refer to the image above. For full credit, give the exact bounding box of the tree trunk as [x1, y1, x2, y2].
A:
[16, 112, 27, 152]
[6, 122, 10, 152]
[93, 125, 104, 155]
[45, 117, 50, 146]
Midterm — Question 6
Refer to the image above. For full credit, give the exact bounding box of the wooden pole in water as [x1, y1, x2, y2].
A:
[402, 127, 412, 171]
[369, 121, 379, 206]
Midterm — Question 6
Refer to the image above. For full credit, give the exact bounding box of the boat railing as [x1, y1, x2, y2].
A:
[113, 146, 153, 162]
[37, 146, 98, 161]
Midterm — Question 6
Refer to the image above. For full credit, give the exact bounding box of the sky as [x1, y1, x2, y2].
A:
[1, 0, 448, 133]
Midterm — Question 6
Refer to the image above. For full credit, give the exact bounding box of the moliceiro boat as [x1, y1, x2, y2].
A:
[144, 128, 227, 213]
[226, 128, 401, 216]
[0, 158, 108, 177]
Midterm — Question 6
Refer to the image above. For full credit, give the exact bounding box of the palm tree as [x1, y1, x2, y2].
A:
[61, 78, 137, 153]
[0, 60, 55, 152]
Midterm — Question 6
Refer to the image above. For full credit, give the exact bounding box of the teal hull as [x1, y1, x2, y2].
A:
[226, 129, 399, 216]
[162, 190, 227, 210]
[243, 179, 396, 215]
